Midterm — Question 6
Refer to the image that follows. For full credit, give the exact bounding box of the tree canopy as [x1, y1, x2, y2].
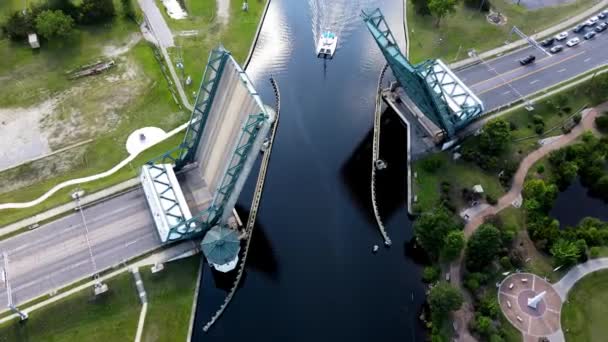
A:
[479, 118, 511, 155]
[428, 0, 457, 27]
[442, 230, 465, 261]
[550, 239, 581, 267]
[466, 224, 502, 271]
[414, 206, 461, 259]
[428, 282, 463, 316]
[35, 10, 74, 39]
[79, 0, 115, 24]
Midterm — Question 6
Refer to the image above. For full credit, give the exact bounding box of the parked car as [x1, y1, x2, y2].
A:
[540, 37, 555, 46]
[585, 16, 599, 26]
[584, 31, 597, 39]
[566, 37, 581, 46]
[573, 24, 586, 33]
[519, 55, 536, 65]
[599, 10, 608, 19]
[555, 31, 569, 41]
[595, 22, 608, 32]
[549, 45, 564, 54]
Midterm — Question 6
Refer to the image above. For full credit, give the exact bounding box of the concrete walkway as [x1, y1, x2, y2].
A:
[450, 108, 602, 341]
[450, 0, 608, 70]
[553, 257, 608, 300]
[132, 267, 148, 342]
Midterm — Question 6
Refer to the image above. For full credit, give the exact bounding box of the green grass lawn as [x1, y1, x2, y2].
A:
[407, 0, 598, 63]
[562, 270, 608, 342]
[0, 273, 141, 342]
[413, 152, 505, 212]
[142, 256, 201, 342]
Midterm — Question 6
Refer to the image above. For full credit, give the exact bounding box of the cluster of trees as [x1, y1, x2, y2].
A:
[2, 0, 124, 42]
[461, 118, 517, 186]
[414, 206, 464, 261]
[524, 135, 608, 266]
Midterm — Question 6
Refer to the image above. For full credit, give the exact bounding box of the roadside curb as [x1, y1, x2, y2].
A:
[186, 259, 203, 342]
[244, 0, 272, 70]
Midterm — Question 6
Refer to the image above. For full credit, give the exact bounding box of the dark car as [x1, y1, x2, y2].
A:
[540, 37, 555, 47]
[599, 10, 608, 19]
[595, 22, 608, 32]
[549, 45, 563, 54]
[573, 24, 586, 33]
[519, 55, 536, 65]
[584, 31, 597, 39]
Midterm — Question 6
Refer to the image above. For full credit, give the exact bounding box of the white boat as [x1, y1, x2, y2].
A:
[317, 31, 337, 58]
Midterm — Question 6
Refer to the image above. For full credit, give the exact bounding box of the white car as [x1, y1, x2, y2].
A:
[555, 31, 569, 41]
[585, 16, 599, 26]
[566, 37, 581, 47]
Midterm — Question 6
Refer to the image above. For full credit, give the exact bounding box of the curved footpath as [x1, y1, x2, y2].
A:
[553, 257, 608, 300]
[450, 107, 602, 342]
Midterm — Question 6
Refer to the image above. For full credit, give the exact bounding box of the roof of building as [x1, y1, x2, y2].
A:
[201, 225, 241, 267]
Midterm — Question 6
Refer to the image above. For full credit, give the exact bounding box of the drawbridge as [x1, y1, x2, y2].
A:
[141, 46, 276, 271]
[362, 9, 484, 140]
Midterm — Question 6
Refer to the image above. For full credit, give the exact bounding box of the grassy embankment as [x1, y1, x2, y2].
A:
[407, 0, 598, 63]
[0, 0, 266, 227]
[0, 256, 200, 342]
[561, 270, 608, 342]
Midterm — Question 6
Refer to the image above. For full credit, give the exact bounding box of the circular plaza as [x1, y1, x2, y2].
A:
[498, 273, 562, 339]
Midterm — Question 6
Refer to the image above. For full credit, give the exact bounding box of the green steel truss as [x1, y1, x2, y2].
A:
[362, 8, 483, 137]
[145, 47, 270, 242]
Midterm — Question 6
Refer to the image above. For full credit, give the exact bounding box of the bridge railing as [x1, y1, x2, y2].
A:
[370, 64, 392, 247]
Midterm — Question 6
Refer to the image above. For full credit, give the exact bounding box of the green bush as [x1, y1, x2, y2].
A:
[590, 246, 601, 258]
[421, 156, 444, 173]
[486, 194, 498, 205]
[423, 266, 441, 283]
[537, 164, 545, 174]
[596, 115, 608, 132]
[573, 113, 582, 124]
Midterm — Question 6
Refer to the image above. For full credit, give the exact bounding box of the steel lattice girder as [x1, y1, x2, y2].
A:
[177, 47, 229, 169]
[362, 8, 484, 137]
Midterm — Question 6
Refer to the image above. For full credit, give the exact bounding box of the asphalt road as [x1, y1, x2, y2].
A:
[0, 189, 161, 307]
[138, 0, 175, 48]
[456, 23, 608, 111]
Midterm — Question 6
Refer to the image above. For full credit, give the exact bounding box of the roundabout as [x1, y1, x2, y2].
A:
[498, 273, 563, 340]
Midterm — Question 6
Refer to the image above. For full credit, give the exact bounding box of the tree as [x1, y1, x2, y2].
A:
[121, 0, 136, 20]
[474, 315, 495, 337]
[412, 0, 431, 15]
[479, 118, 511, 155]
[596, 115, 608, 132]
[523, 179, 558, 214]
[442, 230, 465, 261]
[2, 10, 36, 40]
[35, 10, 74, 39]
[593, 174, 608, 200]
[423, 266, 441, 283]
[428, 0, 457, 27]
[414, 206, 460, 259]
[550, 239, 580, 267]
[466, 224, 501, 271]
[79, 0, 115, 24]
[428, 282, 463, 317]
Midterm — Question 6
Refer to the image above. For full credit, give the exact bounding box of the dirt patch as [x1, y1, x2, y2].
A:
[103, 33, 143, 58]
[0, 101, 55, 171]
[39, 57, 151, 150]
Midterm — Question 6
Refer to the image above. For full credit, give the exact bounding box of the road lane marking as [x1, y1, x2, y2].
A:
[468, 54, 553, 88]
[584, 57, 591, 62]
[477, 50, 586, 95]
[530, 79, 539, 85]
[557, 68, 567, 73]
[502, 90, 511, 95]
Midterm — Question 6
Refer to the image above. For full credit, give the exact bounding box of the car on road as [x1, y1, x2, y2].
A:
[595, 22, 608, 32]
[549, 45, 563, 54]
[585, 16, 599, 26]
[519, 55, 536, 65]
[555, 31, 569, 41]
[599, 10, 608, 19]
[573, 24, 586, 33]
[540, 37, 555, 46]
[584, 31, 597, 40]
[566, 37, 581, 47]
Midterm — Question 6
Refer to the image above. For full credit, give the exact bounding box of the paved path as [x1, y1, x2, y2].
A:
[450, 107, 602, 341]
[138, 0, 175, 48]
[553, 257, 608, 300]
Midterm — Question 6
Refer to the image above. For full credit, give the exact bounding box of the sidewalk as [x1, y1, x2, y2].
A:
[449, 0, 608, 70]
[553, 257, 608, 299]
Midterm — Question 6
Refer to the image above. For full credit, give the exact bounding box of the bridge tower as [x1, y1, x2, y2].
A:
[140, 46, 275, 270]
[362, 9, 484, 139]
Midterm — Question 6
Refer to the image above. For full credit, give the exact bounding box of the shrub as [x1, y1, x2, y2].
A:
[35, 10, 75, 39]
[486, 194, 498, 205]
[2, 10, 36, 40]
[423, 266, 441, 283]
[534, 123, 545, 135]
[589, 246, 601, 258]
[421, 156, 443, 173]
[499, 256, 512, 269]
[573, 113, 582, 124]
[596, 115, 608, 132]
[537, 164, 545, 174]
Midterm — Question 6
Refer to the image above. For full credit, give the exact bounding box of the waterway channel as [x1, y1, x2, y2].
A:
[192, 0, 426, 340]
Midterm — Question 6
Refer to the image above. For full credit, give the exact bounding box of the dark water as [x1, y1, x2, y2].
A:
[550, 178, 608, 228]
[192, 0, 426, 340]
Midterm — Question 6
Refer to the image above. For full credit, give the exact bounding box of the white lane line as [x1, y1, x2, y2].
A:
[557, 68, 567, 73]
[502, 90, 511, 95]
[584, 57, 592, 62]
[530, 79, 540, 85]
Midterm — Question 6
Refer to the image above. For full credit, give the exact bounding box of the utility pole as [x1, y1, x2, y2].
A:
[2, 252, 28, 321]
